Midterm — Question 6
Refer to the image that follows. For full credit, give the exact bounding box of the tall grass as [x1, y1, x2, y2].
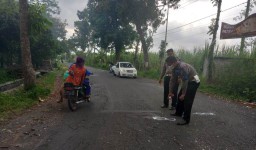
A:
[85, 44, 255, 102]
[212, 54, 256, 102]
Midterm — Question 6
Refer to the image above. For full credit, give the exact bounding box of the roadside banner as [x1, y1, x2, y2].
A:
[220, 13, 256, 39]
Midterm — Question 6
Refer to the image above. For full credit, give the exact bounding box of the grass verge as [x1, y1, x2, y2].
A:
[0, 70, 60, 121]
[198, 78, 247, 102]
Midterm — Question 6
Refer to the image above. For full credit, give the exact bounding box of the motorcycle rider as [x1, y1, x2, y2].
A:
[58, 57, 86, 103]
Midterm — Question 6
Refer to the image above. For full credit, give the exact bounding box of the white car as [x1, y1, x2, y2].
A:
[111, 62, 137, 78]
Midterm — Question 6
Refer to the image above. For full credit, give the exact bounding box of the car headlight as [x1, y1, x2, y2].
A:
[120, 69, 125, 72]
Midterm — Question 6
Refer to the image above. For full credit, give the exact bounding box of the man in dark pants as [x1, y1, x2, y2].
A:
[167, 56, 200, 125]
[158, 49, 178, 109]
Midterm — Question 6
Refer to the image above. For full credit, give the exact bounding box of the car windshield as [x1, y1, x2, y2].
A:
[120, 63, 133, 68]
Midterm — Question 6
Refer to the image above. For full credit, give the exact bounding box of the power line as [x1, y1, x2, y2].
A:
[157, 0, 198, 9]
[153, 31, 207, 47]
[153, 1, 248, 37]
[153, 1, 249, 48]
[153, 14, 241, 41]
[153, 13, 246, 45]
[178, 0, 195, 7]
[178, 0, 199, 9]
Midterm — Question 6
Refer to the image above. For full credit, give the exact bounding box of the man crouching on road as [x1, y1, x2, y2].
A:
[166, 56, 200, 125]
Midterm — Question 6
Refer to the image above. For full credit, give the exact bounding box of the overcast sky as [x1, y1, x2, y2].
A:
[57, 0, 256, 52]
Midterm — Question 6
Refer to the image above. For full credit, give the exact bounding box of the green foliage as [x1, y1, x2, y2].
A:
[72, 9, 92, 51]
[213, 57, 256, 102]
[85, 43, 256, 102]
[177, 48, 206, 74]
[0, 69, 17, 84]
[159, 40, 166, 60]
[0, 0, 66, 69]
[0, 0, 20, 66]
[29, 3, 53, 36]
[30, 0, 60, 16]
[26, 86, 51, 99]
[216, 45, 240, 57]
[87, 0, 137, 58]
[0, 92, 36, 116]
[0, 70, 58, 119]
[0, 87, 49, 119]
[138, 69, 159, 79]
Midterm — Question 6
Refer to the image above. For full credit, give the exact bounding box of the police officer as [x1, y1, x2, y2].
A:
[167, 56, 200, 125]
[158, 49, 178, 110]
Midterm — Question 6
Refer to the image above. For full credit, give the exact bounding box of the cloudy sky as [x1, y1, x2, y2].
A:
[57, 0, 256, 52]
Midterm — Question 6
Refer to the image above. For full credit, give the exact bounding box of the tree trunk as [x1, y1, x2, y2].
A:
[133, 39, 140, 68]
[0, 54, 3, 68]
[115, 51, 121, 62]
[207, 0, 222, 82]
[135, 24, 149, 70]
[19, 0, 36, 90]
[239, 0, 251, 54]
[114, 44, 121, 62]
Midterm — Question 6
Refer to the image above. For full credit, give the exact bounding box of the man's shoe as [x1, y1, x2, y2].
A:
[177, 120, 189, 125]
[171, 113, 182, 117]
[161, 105, 168, 108]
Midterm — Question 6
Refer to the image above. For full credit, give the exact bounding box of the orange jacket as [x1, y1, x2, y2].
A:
[65, 64, 86, 86]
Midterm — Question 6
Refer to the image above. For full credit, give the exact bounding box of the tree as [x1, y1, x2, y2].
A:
[73, 9, 91, 52]
[87, 0, 137, 62]
[50, 17, 67, 40]
[0, 0, 66, 72]
[125, 0, 179, 69]
[159, 40, 166, 68]
[0, 0, 20, 67]
[206, 0, 222, 82]
[28, 1, 67, 67]
[30, 0, 60, 16]
[19, 0, 36, 89]
[30, 0, 66, 41]
[133, 38, 140, 68]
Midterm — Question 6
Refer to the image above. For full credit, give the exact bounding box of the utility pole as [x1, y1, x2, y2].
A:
[164, 3, 170, 51]
[239, 0, 251, 54]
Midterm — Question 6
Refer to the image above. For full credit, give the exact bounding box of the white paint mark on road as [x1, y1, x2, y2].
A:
[101, 110, 160, 113]
[151, 116, 176, 121]
[193, 112, 216, 116]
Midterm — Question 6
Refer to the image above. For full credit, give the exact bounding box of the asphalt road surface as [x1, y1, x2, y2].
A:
[1, 67, 255, 150]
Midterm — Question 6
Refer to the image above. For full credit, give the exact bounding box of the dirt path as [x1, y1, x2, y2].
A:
[0, 75, 64, 149]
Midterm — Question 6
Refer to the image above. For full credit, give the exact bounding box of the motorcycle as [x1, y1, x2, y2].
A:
[64, 82, 87, 111]
[63, 70, 92, 111]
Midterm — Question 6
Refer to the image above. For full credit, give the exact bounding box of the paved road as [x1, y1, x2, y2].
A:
[1, 67, 255, 150]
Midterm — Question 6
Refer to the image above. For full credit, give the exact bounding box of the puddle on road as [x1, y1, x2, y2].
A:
[150, 116, 176, 121]
[193, 112, 216, 116]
